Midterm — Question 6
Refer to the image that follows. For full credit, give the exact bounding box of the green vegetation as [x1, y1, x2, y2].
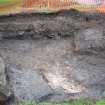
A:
[16, 99, 105, 105]
[0, 0, 12, 4]
[0, 0, 22, 5]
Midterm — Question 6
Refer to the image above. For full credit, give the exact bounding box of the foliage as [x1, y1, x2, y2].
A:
[0, 0, 21, 5]
[15, 99, 105, 105]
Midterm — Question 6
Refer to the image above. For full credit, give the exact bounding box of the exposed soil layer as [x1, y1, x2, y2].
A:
[0, 10, 105, 40]
[0, 10, 105, 104]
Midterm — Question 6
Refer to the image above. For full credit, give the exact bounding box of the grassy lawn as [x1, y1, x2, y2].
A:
[16, 99, 105, 105]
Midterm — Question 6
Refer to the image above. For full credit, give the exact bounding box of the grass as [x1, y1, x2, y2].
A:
[15, 99, 105, 105]
[0, 0, 13, 4]
[0, 0, 22, 5]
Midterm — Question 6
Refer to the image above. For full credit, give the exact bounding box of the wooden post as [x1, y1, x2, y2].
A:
[23, 0, 36, 8]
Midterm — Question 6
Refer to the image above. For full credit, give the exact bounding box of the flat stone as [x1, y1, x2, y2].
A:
[6, 65, 53, 102]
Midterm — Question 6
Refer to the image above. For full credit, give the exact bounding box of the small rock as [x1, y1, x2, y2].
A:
[6, 65, 53, 102]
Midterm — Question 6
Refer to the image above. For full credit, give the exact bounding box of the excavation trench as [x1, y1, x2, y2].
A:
[0, 10, 105, 104]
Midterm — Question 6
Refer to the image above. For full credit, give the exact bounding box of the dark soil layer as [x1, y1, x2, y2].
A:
[0, 10, 104, 40]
